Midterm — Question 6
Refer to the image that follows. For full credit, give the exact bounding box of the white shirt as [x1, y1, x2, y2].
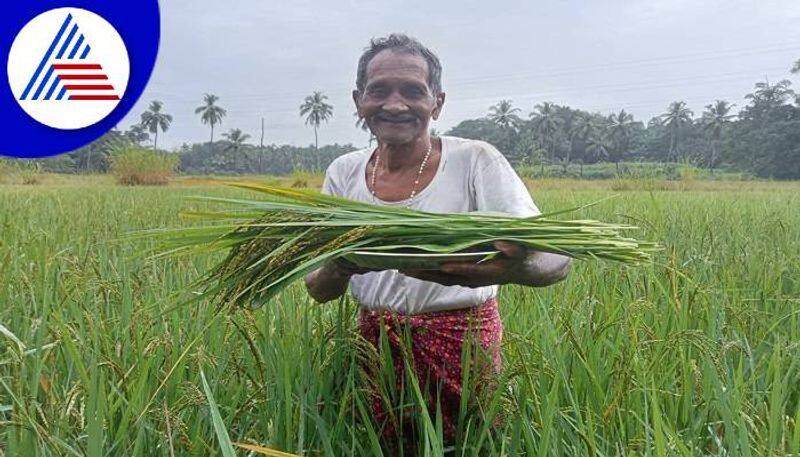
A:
[322, 135, 540, 314]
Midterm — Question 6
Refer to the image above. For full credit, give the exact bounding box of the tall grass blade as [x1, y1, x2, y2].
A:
[200, 369, 237, 457]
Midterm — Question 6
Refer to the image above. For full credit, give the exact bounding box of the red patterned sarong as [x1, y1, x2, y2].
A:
[358, 297, 503, 444]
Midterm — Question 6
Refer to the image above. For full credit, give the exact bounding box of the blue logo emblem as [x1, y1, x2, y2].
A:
[21, 12, 121, 102]
[2, 1, 159, 157]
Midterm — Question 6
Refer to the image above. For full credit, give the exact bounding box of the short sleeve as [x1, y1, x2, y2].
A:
[471, 143, 540, 217]
[321, 162, 340, 196]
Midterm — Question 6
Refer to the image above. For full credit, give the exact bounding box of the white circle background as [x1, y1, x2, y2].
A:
[7, 8, 130, 130]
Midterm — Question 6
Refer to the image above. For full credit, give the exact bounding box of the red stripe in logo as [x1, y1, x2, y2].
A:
[52, 63, 102, 70]
[63, 84, 115, 90]
[58, 74, 108, 80]
[69, 95, 120, 100]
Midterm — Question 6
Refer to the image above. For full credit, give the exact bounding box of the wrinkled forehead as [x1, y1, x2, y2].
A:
[365, 50, 430, 86]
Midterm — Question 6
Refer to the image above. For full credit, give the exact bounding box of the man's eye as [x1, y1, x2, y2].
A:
[404, 87, 426, 98]
[367, 87, 387, 97]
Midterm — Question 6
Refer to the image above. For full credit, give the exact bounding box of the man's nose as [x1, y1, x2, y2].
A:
[382, 92, 409, 113]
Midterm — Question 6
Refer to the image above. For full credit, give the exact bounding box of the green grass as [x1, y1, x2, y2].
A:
[1, 178, 799, 456]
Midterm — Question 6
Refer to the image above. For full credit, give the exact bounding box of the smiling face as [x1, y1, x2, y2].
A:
[354, 50, 445, 146]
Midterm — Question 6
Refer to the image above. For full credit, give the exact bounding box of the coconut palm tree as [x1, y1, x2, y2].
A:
[569, 113, 595, 176]
[488, 100, 522, 158]
[607, 109, 636, 173]
[529, 102, 564, 173]
[659, 101, 694, 162]
[223, 128, 251, 172]
[195, 93, 227, 153]
[139, 100, 172, 151]
[299, 91, 334, 169]
[586, 131, 610, 164]
[223, 128, 251, 151]
[745, 79, 795, 108]
[569, 113, 593, 144]
[700, 100, 735, 172]
[125, 123, 150, 145]
[551, 106, 578, 173]
[488, 100, 522, 130]
[512, 127, 542, 169]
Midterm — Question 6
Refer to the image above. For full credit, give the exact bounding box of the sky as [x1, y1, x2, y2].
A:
[122, 0, 800, 150]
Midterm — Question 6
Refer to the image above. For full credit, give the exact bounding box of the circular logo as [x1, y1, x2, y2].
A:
[7, 8, 130, 130]
[2, 1, 159, 158]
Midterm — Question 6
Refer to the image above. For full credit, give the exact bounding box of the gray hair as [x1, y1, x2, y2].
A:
[355, 33, 443, 96]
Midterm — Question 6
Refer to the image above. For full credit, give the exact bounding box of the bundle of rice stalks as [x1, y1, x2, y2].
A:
[146, 182, 659, 308]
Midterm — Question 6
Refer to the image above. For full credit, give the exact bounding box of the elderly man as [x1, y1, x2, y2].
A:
[304, 34, 571, 443]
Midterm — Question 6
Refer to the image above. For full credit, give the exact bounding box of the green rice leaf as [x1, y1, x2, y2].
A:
[146, 182, 660, 308]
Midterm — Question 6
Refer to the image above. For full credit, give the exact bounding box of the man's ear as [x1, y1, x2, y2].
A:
[432, 92, 446, 120]
[352, 90, 362, 116]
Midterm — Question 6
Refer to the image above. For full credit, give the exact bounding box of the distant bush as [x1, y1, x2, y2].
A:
[110, 145, 177, 185]
[0, 159, 11, 184]
[0, 159, 42, 184]
[20, 172, 42, 185]
[14, 161, 43, 185]
[38, 154, 78, 173]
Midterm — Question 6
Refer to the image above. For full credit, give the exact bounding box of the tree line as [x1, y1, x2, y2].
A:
[29, 58, 800, 179]
[450, 75, 799, 179]
[35, 90, 343, 175]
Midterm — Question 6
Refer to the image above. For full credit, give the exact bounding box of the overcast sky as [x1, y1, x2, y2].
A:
[121, 0, 800, 150]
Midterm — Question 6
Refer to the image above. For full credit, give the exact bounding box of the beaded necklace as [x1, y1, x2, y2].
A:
[369, 139, 434, 204]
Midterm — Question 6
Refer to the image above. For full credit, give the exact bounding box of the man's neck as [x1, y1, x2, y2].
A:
[377, 136, 432, 172]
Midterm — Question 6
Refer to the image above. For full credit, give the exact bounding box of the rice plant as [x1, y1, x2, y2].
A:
[142, 182, 659, 308]
[0, 179, 798, 456]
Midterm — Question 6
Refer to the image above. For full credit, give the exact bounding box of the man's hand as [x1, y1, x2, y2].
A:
[400, 241, 572, 288]
[303, 257, 385, 303]
[329, 257, 380, 277]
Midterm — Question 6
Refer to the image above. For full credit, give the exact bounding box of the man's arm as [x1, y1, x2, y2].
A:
[304, 259, 380, 303]
[304, 262, 353, 303]
[400, 241, 572, 288]
[515, 249, 572, 287]
[305, 162, 356, 303]
[420, 143, 571, 288]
